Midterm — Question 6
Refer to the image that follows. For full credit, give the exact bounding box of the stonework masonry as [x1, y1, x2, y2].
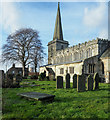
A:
[40, 3, 110, 83]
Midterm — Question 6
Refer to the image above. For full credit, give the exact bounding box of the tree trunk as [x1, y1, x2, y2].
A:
[35, 64, 37, 74]
[22, 63, 25, 77]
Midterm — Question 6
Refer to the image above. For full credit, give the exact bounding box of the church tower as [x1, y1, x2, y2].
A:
[48, 2, 69, 64]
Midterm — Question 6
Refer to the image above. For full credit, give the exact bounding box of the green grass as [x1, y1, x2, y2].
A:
[2, 79, 110, 119]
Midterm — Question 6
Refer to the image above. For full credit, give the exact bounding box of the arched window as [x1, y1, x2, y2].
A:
[61, 45, 64, 49]
[102, 62, 104, 74]
[74, 52, 79, 61]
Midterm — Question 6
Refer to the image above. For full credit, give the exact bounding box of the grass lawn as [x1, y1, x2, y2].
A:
[2, 79, 110, 119]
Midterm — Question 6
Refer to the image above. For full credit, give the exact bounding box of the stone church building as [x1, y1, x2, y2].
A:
[40, 3, 110, 83]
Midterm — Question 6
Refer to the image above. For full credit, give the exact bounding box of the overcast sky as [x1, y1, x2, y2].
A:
[0, 1, 108, 71]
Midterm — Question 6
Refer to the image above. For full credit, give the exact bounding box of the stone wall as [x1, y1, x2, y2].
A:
[50, 38, 109, 65]
[40, 61, 83, 82]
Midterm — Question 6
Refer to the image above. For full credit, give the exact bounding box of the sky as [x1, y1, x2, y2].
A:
[0, 0, 108, 71]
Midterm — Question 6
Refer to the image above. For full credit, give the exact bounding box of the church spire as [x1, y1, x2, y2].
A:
[53, 2, 63, 40]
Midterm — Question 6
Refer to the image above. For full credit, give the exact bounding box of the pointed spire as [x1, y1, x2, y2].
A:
[53, 2, 63, 40]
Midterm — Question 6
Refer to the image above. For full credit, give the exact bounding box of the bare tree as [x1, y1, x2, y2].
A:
[2, 28, 41, 77]
[31, 40, 45, 74]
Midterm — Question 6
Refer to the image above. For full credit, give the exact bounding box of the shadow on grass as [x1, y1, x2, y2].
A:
[54, 95, 109, 103]
[99, 87, 110, 91]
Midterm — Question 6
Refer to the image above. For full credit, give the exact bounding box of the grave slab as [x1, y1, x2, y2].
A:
[18, 92, 55, 101]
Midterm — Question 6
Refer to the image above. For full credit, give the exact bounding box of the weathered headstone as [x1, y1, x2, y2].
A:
[56, 76, 63, 89]
[65, 73, 70, 88]
[77, 74, 86, 92]
[18, 92, 55, 102]
[93, 72, 99, 90]
[0, 70, 5, 87]
[73, 74, 77, 88]
[87, 75, 94, 91]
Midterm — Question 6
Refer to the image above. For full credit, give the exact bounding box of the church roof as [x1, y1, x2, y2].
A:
[100, 47, 110, 58]
[53, 2, 63, 40]
[40, 60, 82, 67]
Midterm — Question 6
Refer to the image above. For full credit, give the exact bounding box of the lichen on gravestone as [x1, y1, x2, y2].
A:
[77, 74, 86, 92]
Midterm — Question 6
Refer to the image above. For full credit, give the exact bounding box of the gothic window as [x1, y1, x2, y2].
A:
[89, 48, 90, 57]
[88, 64, 95, 73]
[57, 57, 60, 63]
[102, 62, 104, 74]
[61, 45, 63, 49]
[82, 50, 83, 59]
[60, 68, 64, 74]
[69, 67, 74, 74]
[74, 52, 79, 61]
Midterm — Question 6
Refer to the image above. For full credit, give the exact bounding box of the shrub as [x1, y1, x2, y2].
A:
[46, 76, 49, 81]
[8, 74, 14, 80]
[30, 75, 38, 79]
[27, 76, 31, 79]
[38, 71, 46, 81]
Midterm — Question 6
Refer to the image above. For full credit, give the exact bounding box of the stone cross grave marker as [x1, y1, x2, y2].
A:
[87, 75, 94, 91]
[77, 74, 86, 92]
[73, 74, 77, 88]
[65, 73, 70, 88]
[56, 76, 63, 89]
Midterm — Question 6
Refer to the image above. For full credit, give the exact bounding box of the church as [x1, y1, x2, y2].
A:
[40, 3, 110, 83]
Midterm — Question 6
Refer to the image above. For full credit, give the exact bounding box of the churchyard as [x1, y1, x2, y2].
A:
[2, 76, 109, 119]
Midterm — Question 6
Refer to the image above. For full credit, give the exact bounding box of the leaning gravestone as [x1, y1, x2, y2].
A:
[87, 75, 94, 91]
[77, 74, 86, 92]
[73, 74, 77, 88]
[93, 72, 99, 90]
[65, 73, 70, 88]
[56, 76, 63, 89]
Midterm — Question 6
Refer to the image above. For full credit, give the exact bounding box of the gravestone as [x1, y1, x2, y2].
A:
[73, 74, 77, 88]
[56, 76, 63, 89]
[18, 92, 55, 102]
[0, 70, 5, 87]
[65, 73, 70, 88]
[87, 75, 93, 91]
[93, 72, 99, 90]
[77, 74, 86, 92]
